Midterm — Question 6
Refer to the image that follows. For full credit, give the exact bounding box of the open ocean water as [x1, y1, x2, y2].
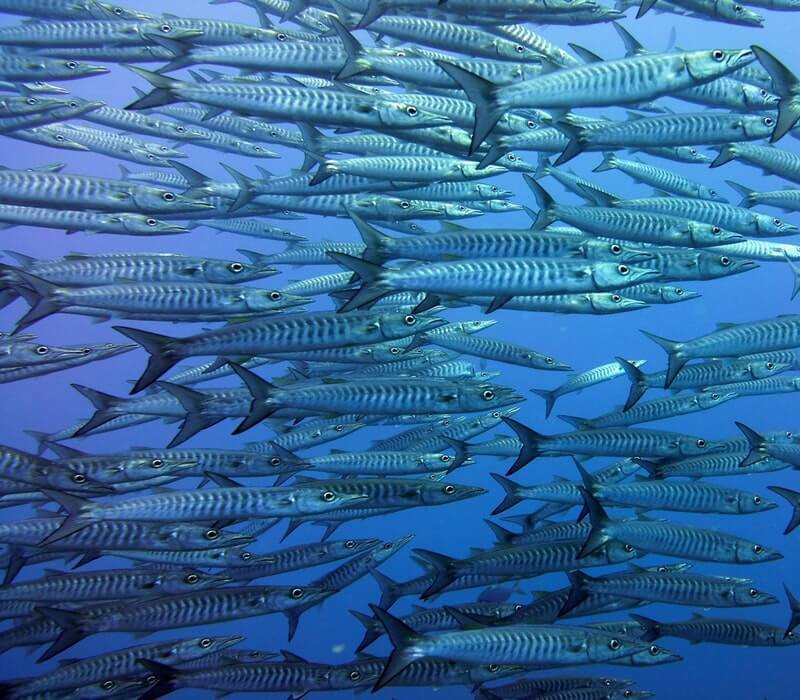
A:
[0, 1, 798, 698]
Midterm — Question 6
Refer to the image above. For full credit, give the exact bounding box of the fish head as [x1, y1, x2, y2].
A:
[719, 2, 764, 25]
[295, 486, 369, 514]
[171, 634, 245, 663]
[371, 534, 415, 563]
[165, 523, 253, 548]
[606, 539, 640, 563]
[94, 2, 154, 20]
[368, 196, 442, 219]
[581, 240, 654, 263]
[742, 113, 779, 140]
[585, 632, 650, 664]
[199, 258, 278, 284]
[76, 678, 148, 699]
[132, 147, 172, 167]
[246, 289, 309, 313]
[687, 221, 743, 247]
[741, 83, 779, 111]
[734, 541, 783, 564]
[492, 38, 542, 62]
[31, 126, 90, 150]
[611, 691, 656, 699]
[441, 202, 482, 218]
[699, 253, 757, 278]
[137, 21, 205, 43]
[476, 199, 524, 213]
[657, 285, 700, 303]
[376, 100, 451, 129]
[271, 585, 332, 610]
[733, 490, 778, 514]
[378, 310, 447, 339]
[776, 628, 800, 645]
[685, 48, 754, 82]
[749, 360, 792, 379]
[328, 537, 381, 558]
[134, 186, 213, 213]
[163, 121, 211, 141]
[676, 436, 718, 456]
[327, 661, 380, 689]
[696, 389, 737, 409]
[593, 262, 659, 289]
[55, 59, 109, 79]
[674, 146, 711, 164]
[156, 568, 232, 594]
[730, 582, 779, 605]
[588, 293, 648, 314]
[466, 662, 525, 683]
[455, 319, 497, 334]
[116, 213, 190, 235]
[8, 341, 90, 364]
[491, 151, 532, 174]
[475, 183, 513, 198]
[459, 381, 524, 412]
[617, 642, 683, 666]
[420, 480, 487, 504]
[755, 212, 798, 236]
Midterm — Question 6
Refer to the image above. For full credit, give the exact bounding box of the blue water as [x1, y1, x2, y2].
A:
[0, 2, 798, 698]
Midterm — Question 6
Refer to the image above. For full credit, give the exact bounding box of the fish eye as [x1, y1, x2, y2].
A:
[649, 645, 660, 655]
[185, 573, 199, 584]
[618, 265, 629, 275]
[394, 50, 406, 57]
[176, 125, 185, 132]
[349, 670, 361, 680]
[229, 262, 244, 273]
[72, 473, 87, 484]
[624, 543, 634, 552]
[789, 631, 796, 638]
[406, 105, 418, 116]
[291, 587, 304, 598]
[676, 288, 684, 295]
[160, 23, 172, 32]
[277, 32, 287, 41]
[697, 439, 707, 447]
[270, 457, 281, 466]
[514, 44, 524, 53]
[608, 639, 621, 650]
[382, 542, 392, 549]
[488, 663, 500, 671]
[151, 459, 164, 468]
[624, 691, 633, 697]
[491, 186, 499, 192]
[544, 357, 554, 364]
[720, 256, 731, 266]
[774, 218, 782, 225]
[162, 192, 176, 202]
[767, 362, 775, 369]
[113, 6, 124, 14]
[754, 496, 762, 505]
[345, 539, 355, 548]
[492, 411, 500, 418]
[205, 529, 219, 539]
[753, 544, 763, 554]
[611, 244, 622, 254]
[443, 485, 456, 494]
[399, 200, 410, 209]
[611, 294, 621, 302]
[322, 491, 335, 502]
[241, 551, 252, 561]
[390, 347, 400, 354]
[200, 638, 212, 648]
[712, 226, 721, 234]
[658, 566, 667, 573]
[749, 587, 759, 597]
[482, 390, 495, 400]
[68, 101, 78, 108]
[441, 454, 451, 462]
[734, 3, 742, 9]
[65, 61, 77, 69]
[507, 154, 517, 161]
[764, 117, 775, 126]
[81, 347, 91, 355]
[760, 89, 768, 97]
[35, 346, 48, 355]
[269, 291, 281, 301]
[101, 681, 115, 690]
[690, 148, 698, 155]
[409, 223, 419, 231]
[26, 97, 37, 105]
[335, 424, 344, 431]
[711, 393, 719, 400]
[146, 218, 157, 226]
[514, 603, 523, 611]
[404, 314, 416, 325]
[712, 49, 725, 60]
[527, 120, 536, 128]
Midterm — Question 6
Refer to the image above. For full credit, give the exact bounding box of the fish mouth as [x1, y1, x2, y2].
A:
[550, 360, 573, 371]
[218, 635, 246, 650]
[733, 260, 759, 273]
[84, 66, 111, 76]
[501, 406, 521, 417]
[624, 251, 656, 263]
[734, 48, 756, 66]
[159, 223, 191, 232]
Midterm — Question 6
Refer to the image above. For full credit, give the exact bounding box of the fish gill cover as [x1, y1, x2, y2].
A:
[0, 0, 797, 698]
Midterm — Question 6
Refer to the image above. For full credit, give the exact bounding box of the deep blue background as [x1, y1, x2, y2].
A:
[0, 2, 798, 698]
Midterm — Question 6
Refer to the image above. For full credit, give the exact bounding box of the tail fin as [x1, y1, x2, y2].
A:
[368, 604, 424, 691]
[369, 567, 401, 610]
[227, 363, 278, 433]
[490, 473, 524, 515]
[155, 381, 223, 447]
[356, 0, 385, 27]
[221, 163, 257, 213]
[710, 144, 736, 168]
[349, 210, 389, 265]
[632, 457, 665, 479]
[35, 607, 87, 662]
[484, 518, 516, 545]
[522, 176, 557, 230]
[558, 569, 594, 617]
[593, 152, 618, 173]
[637, 0, 660, 18]
[616, 356, 649, 411]
[113, 326, 179, 393]
[768, 485, 800, 534]
[351, 609, 382, 652]
[530, 387, 557, 419]
[629, 613, 662, 642]
[296, 122, 325, 172]
[785, 253, 800, 301]
[578, 487, 612, 557]
[640, 330, 686, 388]
[784, 583, 800, 638]
[501, 416, 544, 474]
[6, 269, 62, 333]
[326, 252, 389, 311]
[125, 65, 181, 110]
[70, 384, 121, 436]
[735, 421, 769, 468]
[440, 437, 470, 472]
[38, 489, 94, 545]
[751, 45, 799, 142]
[328, 17, 368, 80]
[308, 160, 338, 187]
[725, 180, 755, 208]
[434, 60, 503, 154]
[552, 118, 586, 166]
[612, 21, 645, 56]
[414, 548, 457, 599]
[558, 414, 592, 430]
[534, 154, 551, 179]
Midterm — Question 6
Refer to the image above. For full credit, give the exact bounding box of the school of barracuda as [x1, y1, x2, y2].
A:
[0, 0, 799, 697]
